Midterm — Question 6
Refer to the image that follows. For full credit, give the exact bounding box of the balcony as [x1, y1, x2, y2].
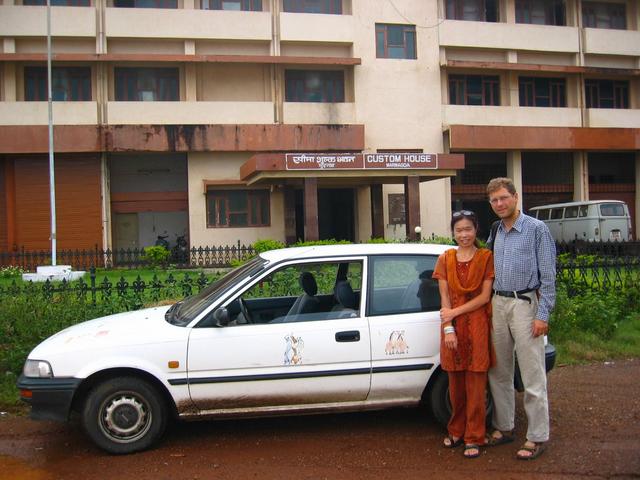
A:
[106, 101, 274, 125]
[442, 105, 582, 128]
[0, 102, 98, 126]
[587, 108, 640, 128]
[282, 102, 356, 125]
[105, 8, 271, 41]
[439, 20, 579, 54]
[583, 28, 640, 57]
[0, 6, 96, 38]
[280, 12, 354, 44]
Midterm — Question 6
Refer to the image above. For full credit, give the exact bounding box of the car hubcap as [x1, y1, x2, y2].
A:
[100, 393, 151, 443]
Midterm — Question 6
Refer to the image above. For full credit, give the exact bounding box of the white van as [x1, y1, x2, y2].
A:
[529, 200, 632, 242]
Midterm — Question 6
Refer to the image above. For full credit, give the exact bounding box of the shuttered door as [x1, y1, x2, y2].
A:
[13, 154, 102, 251]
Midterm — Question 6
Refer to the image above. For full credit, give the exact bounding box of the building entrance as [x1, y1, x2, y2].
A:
[294, 187, 355, 242]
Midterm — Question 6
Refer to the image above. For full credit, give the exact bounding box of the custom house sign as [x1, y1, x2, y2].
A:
[285, 153, 438, 170]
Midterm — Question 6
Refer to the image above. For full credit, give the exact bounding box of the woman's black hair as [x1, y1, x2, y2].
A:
[451, 210, 481, 247]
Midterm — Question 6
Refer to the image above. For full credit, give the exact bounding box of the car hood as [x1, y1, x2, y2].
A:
[28, 305, 182, 359]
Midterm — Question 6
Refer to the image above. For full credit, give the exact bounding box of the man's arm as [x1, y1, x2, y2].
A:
[535, 222, 556, 323]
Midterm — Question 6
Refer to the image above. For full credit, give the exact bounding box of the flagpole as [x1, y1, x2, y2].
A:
[47, 0, 57, 266]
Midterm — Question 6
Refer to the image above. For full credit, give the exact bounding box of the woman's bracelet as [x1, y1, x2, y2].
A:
[443, 326, 455, 335]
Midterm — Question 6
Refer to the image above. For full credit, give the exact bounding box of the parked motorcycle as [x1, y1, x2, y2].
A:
[154, 234, 170, 250]
[171, 234, 189, 264]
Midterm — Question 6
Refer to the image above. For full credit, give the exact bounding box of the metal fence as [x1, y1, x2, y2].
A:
[0, 242, 256, 272]
[555, 240, 640, 257]
[1, 254, 638, 304]
[0, 267, 219, 306]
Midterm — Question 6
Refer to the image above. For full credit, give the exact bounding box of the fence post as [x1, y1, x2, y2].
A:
[90, 266, 96, 306]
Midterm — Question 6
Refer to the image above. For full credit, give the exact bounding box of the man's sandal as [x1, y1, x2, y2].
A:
[443, 434, 463, 448]
[463, 444, 481, 459]
[516, 442, 546, 460]
[485, 430, 515, 447]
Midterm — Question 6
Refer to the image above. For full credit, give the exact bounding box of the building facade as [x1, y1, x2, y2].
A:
[0, 0, 638, 253]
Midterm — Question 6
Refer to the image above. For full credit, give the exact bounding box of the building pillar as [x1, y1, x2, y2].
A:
[303, 177, 319, 241]
[370, 184, 384, 239]
[636, 153, 640, 240]
[283, 186, 296, 245]
[404, 176, 421, 241]
[3, 158, 16, 250]
[573, 151, 589, 201]
[507, 151, 523, 211]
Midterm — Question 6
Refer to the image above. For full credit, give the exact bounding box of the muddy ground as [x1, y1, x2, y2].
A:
[1, 359, 639, 480]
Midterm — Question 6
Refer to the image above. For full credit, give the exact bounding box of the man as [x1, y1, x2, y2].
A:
[485, 177, 556, 460]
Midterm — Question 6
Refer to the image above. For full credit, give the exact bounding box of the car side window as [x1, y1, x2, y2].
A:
[368, 255, 439, 316]
[578, 205, 589, 217]
[224, 260, 363, 326]
[564, 206, 579, 218]
[551, 208, 564, 220]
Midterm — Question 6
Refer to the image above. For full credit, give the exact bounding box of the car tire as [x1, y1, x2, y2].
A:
[428, 371, 495, 427]
[81, 376, 168, 454]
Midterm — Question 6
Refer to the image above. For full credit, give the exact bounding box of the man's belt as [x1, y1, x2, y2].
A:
[493, 288, 537, 303]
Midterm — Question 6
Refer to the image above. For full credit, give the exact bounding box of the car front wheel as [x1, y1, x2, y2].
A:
[82, 376, 168, 454]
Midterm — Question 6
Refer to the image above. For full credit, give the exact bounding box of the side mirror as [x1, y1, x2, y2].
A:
[213, 307, 230, 327]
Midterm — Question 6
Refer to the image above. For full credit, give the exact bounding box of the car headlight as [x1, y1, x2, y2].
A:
[23, 359, 53, 378]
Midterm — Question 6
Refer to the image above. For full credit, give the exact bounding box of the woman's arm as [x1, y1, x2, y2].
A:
[440, 278, 493, 324]
[437, 279, 457, 350]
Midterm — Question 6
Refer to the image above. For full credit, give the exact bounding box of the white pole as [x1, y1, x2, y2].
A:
[47, 0, 57, 266]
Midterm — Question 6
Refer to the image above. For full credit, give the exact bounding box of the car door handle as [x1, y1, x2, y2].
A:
[335, 330, 360, 342]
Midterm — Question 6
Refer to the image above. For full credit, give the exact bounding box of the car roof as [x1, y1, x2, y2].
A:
[529, 200, 626, 210]
[259, 243, 453, 264]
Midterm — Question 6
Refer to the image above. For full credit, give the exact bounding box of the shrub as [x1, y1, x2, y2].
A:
[142, 246, 170, 267]
[0, 266, 24, 279]
[253, 239, 286, 253]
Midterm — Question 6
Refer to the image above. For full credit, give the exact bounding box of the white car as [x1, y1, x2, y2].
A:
[18, 243, 556, 454]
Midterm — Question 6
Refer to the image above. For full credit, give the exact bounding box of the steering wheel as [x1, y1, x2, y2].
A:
[238, 297, 252, 324]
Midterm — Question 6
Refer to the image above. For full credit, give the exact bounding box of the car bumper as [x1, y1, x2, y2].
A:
[17, 375, 82, 422]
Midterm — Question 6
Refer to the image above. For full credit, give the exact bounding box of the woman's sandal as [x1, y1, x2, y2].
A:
[443, 435, 463, 448]
[485, 429, 515, 447]
[463, 444, 481, 458]
[516, 442, 546, 460]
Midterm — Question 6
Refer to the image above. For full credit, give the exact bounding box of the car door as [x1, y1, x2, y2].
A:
[365, 254, 441, 402]
[186, 257, 371, 413]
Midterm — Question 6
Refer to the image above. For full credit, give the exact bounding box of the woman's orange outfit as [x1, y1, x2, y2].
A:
[433, 248, 495, 445]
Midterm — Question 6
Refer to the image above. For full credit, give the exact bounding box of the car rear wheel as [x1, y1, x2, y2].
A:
[82, 376, 168, 454]
[428, 371, 494, 427]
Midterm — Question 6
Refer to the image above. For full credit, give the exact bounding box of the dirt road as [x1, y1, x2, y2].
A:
[1, 359, 639, 480]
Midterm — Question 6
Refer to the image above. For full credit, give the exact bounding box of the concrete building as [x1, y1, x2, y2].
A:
[0, 0, 638, 253]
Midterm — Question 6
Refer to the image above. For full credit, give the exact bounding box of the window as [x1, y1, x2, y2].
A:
[585, 79, 629, 109]
[449, 75, 500, 106]
[283, 0, 341, 14]
[285, 70, 345, 103]
[231, 260, 362, 325]
[369, 255, 440, 316]
[600, 203, 625, 216]
[445, 0, 498, 22]
[113, 0, 177, 8]
[537, 209, 551, 220]
[551, 208, 564, 220]
[114, 68, 179, 101]
[582, 2, 626, 29]
[375, 24, 416, 59]
[519, 77, 566, 107]
[207, 190, 270, 228]
[201, 0, 261, 10]
[564, 206, 579, 218]
[516, 0, 565, 25]
[24, 67, 91, 101]
[23, 0, 90, 5]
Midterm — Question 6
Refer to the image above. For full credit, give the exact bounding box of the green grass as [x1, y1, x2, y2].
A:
[553, 313, 640, 365]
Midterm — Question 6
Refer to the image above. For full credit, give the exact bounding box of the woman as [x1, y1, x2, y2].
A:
[432, 210, 494, 459]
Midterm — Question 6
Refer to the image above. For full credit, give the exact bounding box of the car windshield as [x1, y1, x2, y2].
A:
[165, 255, 267, 326]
